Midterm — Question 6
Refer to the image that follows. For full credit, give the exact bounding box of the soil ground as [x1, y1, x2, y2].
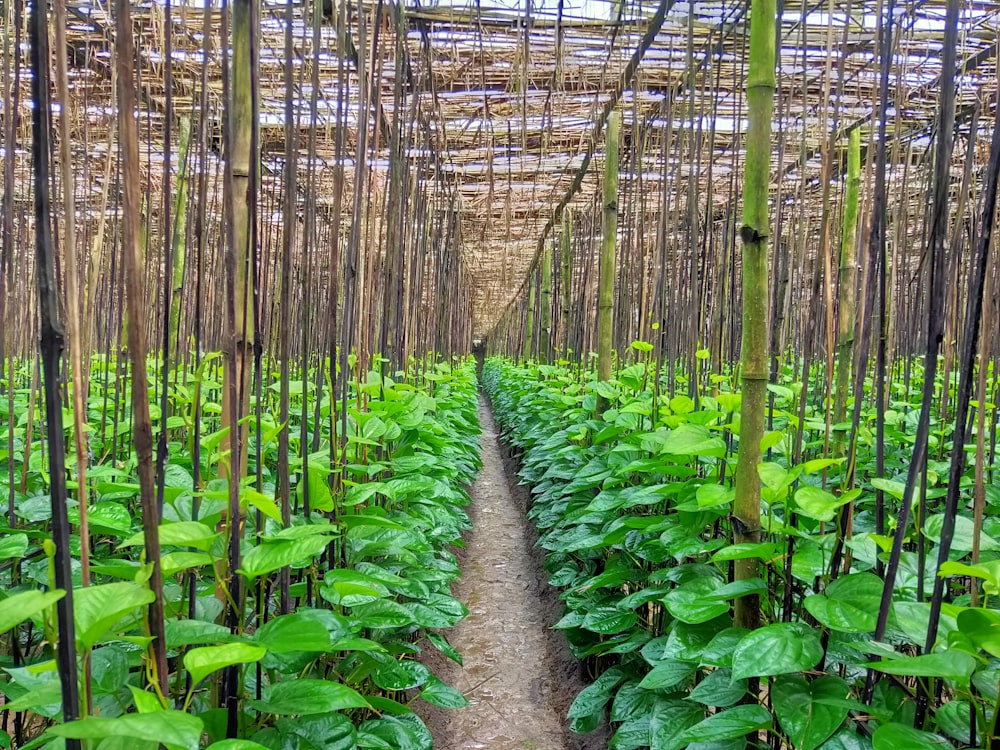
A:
[417, 397, 609, 750]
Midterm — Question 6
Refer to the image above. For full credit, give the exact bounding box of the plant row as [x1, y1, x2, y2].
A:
[483, 354, 1000, 750]
[0, 356, 482, 750]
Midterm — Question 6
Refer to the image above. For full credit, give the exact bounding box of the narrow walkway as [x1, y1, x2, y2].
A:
[419, 397, 600, 750]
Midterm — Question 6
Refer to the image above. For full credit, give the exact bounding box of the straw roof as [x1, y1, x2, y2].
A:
[8, 0, 1000, 337]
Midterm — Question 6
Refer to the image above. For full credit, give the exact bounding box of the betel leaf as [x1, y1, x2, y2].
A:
[255, 610, 348, 653]
[275, 712, 356, 750]
[0, 533, 28, 560]
[121, 521, 220, 552]
[74, 582, 156, 648]
[239, 534, 334, 579]
[663, 705, 772, 750]
[581, 604, 638, 634]
[568, 666, 628, 719]
[664, 578, 731, 624]
[164, 619, 235, 648]
[731, 623, 824, 680]
[818, 730, 873, 750]
[425, 631, 462, 665]
[356, 713, 432, 750]
[206, 742, 271, 750]
[418, 675, 469, 709]
[793, 486, 855, 523]
[184, 643, 267, 687]
[803, 573, 882, 633]
[638, 659, 697, 690]
[649, 703, 705, 750]
[687, 668, 746, 707]
[956, 607, 1000, 657]
[863, 651, 977, 686]
[871, 723, 950, 750]
[0, 589, 64, 634]
[250, 679, 370, 715]
[47, 712, 203, 750]
[370, 659, 430, 691]
[771, 674, 849, 750]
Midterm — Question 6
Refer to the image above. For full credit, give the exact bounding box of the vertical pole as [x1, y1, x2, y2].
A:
[597, 111, 620, 385]
[540, 245, 552, 364]
[732, 0, 776, 633]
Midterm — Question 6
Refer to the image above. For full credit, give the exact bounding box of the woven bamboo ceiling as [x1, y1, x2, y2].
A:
[15, 0, 1000, 336]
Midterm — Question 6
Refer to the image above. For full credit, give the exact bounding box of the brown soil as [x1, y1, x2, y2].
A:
[417, 397, 609, 750]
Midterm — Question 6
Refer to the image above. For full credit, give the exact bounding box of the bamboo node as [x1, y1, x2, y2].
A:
[739, 225, 768, 244]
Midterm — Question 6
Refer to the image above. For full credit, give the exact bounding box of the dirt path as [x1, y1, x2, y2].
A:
[418, 397, 607, 750]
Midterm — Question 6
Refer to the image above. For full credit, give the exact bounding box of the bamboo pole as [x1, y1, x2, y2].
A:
[732, 0, 776, 633]
[30, 0, 82, 734]
[168, 116, 192, 361]
[833, 127, 861, 458]
[597, 110, 620, 385]
[561, 210, 572, 356]
[540, 244, 552, 363]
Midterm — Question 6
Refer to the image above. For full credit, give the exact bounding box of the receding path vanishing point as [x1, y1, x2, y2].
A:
[418, 397, 607, 750]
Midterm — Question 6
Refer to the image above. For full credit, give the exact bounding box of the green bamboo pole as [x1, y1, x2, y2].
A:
[597, 111, 620, 385]
[561, 210, 572, 357]
[732, 0, 776, 632]
[168, 115, 192, 362]
[524, 272, 535, 361]
[833, 127, 860, 459]
[540, 245, 552, 363]
[221, 0, 256, 483]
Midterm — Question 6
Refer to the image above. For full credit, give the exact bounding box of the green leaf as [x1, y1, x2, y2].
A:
[206, 742, 271, 750]
[957, 607, 1000, 657]
[419, 675, 469, 709]
[275, 713, 357, 750]
[638, 659, 697, 690]
[425, 631, 462, 665]
[371, 659, 430, 691]
[803, 573, 882, 633]
[664, 578, 731, 624]
[687, 668, 746, 707]
[772, 675, 849, 750]
[74, 582, 155, 648]
[242, 489, 283, 524]
[794, 486, 852, 523]
[0, 533, 29, 560]
[184, 643, 267, 687]
[239, 534, 334, 579]
[121, 521, 219, 552]
[581, 604, 637, 634]
[661, 424, 726, 457]
[864, 651, 977, 686]
[0, 589, 65, 633]
[250, 679, 370, 715]
[871, 723, 950, 750]
[568, 667, 627, 719]
[164, 619, 234, 648]
[87, 503, 133, 535]
[48, 712, 203, 750]
[666, 705, 772, 750]
[731, 623, 824, 680]
[255, 610, 347, 653]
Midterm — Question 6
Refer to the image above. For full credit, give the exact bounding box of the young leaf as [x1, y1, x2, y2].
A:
[0, 589, 65, 634]
[184, 643, 267, 687]
[74, 582, 156, 648]
[47, 712, 204, 750]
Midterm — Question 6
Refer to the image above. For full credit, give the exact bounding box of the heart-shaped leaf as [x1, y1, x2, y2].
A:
[184, 643, 267, 687]
[772, 674, 849, 750]
[803, 573, 882, 633]
[731, 622, 823, 680]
